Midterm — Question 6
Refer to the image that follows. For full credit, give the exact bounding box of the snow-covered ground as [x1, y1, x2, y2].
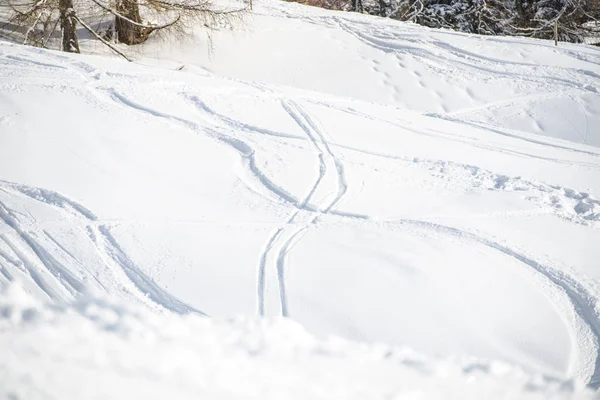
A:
[0, 284, 595, 399]
[1, 0, 600, 397]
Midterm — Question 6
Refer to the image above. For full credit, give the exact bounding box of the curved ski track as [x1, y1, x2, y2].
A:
[389, 219, 600, 388]
[257, 99, 349, 317]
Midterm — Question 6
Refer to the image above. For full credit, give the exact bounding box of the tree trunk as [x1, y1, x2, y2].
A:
[115, 0, 153, 45]
[59, 0, 80, 53]
[352, 0, 363, 13]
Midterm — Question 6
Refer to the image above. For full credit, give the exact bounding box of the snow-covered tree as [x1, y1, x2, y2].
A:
[286, 0, 599, 43]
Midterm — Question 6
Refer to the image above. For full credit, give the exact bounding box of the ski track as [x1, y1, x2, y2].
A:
[315, 101, 600, 169]
[91, 225, 204, 315]
[42, 229, 110, 294]
[260, 99, 350, 317]
[0, 199, 82, 301]
[391, 219, 600, 388]
[281, 100, 349, 212]
[182, 93, 303, 141]
[79, 85, 320, 318]
[257, 227, 284, 316]
[0, 180, 98, 220]
[0, 181, 200, 315]
[276, 226, 310, 317]
[0, 233, 64, 301]
[104, 88, 305, 209]
[427, 114, 600, 159]
[81, 84, 350, 318]
[280, 100, 332, 209]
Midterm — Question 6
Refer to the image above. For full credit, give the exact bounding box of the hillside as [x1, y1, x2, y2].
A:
[1, 0, 600, 398]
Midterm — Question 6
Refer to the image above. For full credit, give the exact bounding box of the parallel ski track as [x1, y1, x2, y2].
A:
[261, 100, 349, 317]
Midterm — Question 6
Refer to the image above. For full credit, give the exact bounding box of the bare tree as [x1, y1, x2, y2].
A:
[1, 0, 244, 58]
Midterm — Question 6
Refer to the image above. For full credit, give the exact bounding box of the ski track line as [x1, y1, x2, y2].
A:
[0, 234, 63, 301]
[317, 100, 600, 167]
[182, 93, 303, 141]
[0, 239, 22, 269]
[428, 39, 600, 93]
[256, 99, 333, 317]
[262, 100, 349, 317]
[0, 199, 84, 301]
[0, 180, 98, 220]
[0, 262, 13, 283]
[253, 98, 363, 315]
[280, 100, 331, 209]
[42, 229, 110, 293]
[80, 86, 326, 318]
[257, 227, 284, 316]
[88, 224, 204, 316]
[393, 218, 600, 388]
[178, 93, 313, 208]
[427, 114, 600, 159]
[257, 213, 316, 317]
[282, 100, 349, 212]
[0, 180, 201, 315]
[104, 88, 304, 209]
[91, 86, 343, 318]
[0, 252, 19, 271]
[276, 226, 310, 317]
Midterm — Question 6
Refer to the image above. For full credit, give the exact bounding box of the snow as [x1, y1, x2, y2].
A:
[1, 0, 600, 397]
[0, 284, 595, 399]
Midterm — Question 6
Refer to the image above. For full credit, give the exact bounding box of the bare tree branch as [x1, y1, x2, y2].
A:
[88, 0, 181, 30]
[74, 14, 132, 61]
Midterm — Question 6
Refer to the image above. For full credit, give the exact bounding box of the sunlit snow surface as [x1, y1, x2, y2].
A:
[0, 0, 600, 397]
[0, 284, 594, 399]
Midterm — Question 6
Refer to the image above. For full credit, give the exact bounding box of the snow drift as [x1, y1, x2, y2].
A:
[0, 283, 596, 400]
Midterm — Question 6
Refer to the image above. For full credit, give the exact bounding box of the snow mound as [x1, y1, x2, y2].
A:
[0, 283, 594, 400]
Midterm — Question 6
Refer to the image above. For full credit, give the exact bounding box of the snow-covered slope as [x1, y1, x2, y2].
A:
[1, 0, 600, 397]
[141, 1, 600, 147]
